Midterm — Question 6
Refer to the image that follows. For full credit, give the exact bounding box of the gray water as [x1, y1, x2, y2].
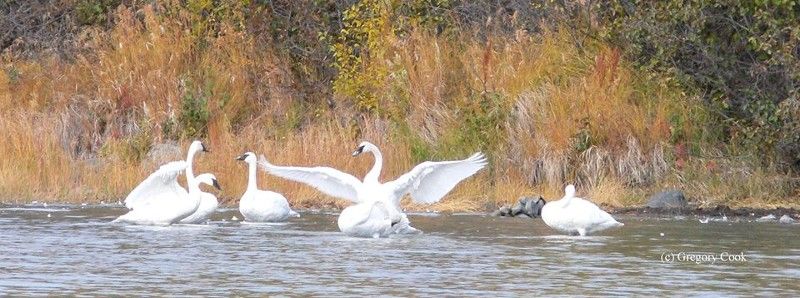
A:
[1, 205, 798, 296]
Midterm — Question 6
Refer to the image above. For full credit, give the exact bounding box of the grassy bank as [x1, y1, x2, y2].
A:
[1, 1, 798, 211]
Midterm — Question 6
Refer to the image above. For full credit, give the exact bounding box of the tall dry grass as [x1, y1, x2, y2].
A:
[1, 5, 797, 210]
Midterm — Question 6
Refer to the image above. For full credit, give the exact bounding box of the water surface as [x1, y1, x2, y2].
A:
[1, 205, 798, 296]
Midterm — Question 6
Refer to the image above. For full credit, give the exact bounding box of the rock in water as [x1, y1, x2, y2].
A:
[779, 215, 795, 224]
[756, 214, 776, 222]
[646, 190, 687, 209]
[523, 198, 536, 217]
[497, 206, 511, 217]
[510, 202, 524, 216]
[491, 206, 511, 217]
[535, 198, 546, 216]
[521, 196, 546, 218]
[494, 196, 547, 218]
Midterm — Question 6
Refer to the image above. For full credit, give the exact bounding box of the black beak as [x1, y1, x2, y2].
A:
[235, 154, 247, 161]
[212, 179, 221, 191]
[352, 145, 365, 157]
[201, 142, 210, 153]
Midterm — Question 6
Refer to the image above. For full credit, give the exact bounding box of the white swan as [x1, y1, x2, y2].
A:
[541, 184, 624, 236]
[236, 152, 299, 222]
[184, 140, 209, 186]
[338, 200, 401, 238]
[178, 140, 217, 224]
[259, 141, 487, 236]
[178, 179, 221, 224]
[123, 140, 208, 210]
[114, 161, 220, 225]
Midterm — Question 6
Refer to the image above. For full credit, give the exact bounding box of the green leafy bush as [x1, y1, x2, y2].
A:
[178, 79, 211, 139]
[75, 0, 120, 26]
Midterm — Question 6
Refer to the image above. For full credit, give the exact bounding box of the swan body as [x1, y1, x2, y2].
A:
[237, 152, 298, 222]
[178, 189, 219, 224]
[260, 141, 487, 236]
[338, 201, 400, 238]
[541, 184, 624, 236]
[115, 162, 220, 225]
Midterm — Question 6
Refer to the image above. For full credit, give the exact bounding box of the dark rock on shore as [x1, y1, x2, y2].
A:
[646, 190, 687, 209]
[493, 196, 546, 218]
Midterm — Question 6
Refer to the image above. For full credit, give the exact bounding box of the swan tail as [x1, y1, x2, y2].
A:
[289, 210, 300, 217]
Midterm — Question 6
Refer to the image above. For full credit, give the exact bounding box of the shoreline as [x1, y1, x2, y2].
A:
[610, 206, 799, 219]
[3, 201, 797, 220]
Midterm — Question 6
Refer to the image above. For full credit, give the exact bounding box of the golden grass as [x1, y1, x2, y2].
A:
[0, 5, 797, 211]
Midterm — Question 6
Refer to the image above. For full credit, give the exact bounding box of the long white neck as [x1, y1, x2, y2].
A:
[188, 180, 201, 193]
[364, 148, 383, 183]
[186, 147, 198, 185]
[560, 185, 576, 206]
[246, 160, 259, 192]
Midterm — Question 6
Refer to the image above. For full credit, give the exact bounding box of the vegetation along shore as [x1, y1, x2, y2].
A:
[1, 1, 799, 212]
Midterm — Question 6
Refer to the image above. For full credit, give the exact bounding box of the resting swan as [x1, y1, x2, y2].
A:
[541, 184, 623, 236]
[114, 161, 221, 225]
[338, 201, 401, 238]
[259, 141, 487, 236]
[236, 152, 298, 222]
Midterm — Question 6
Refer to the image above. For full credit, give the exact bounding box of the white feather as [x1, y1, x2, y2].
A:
[123, 161, 188, 210]
[259, 155, 364, 204]
[387, 152, 488, 204]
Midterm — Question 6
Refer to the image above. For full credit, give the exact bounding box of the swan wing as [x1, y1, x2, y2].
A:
[386, 152, 487, 204]
[258, 155, 363, 203]
[124, 161, 189, 210]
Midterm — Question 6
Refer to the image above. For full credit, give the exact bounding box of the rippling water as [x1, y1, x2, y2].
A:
[1, 204, 798, 296]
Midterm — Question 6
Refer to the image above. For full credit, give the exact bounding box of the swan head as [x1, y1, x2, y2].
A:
[564, 184, 576, 199]
[190, 140, 210, 154]
[235, 152, 257, 163]
[352, 141, 377, 157]
[195, 173, 221, 190]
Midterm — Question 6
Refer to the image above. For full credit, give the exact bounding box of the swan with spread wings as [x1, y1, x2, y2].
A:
[259, 141, 487, 237]
[114, 161, 220, 225]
